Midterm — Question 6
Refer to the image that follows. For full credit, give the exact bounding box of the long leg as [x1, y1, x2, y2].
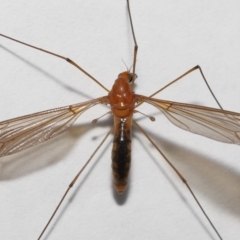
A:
[37, 128, 112, 240]
[149, 65, 223, 110]
[133, 120, 223, 240]
[0, 33, 109, 92]
[127, 0, 138, 87]
[127, 0, 222, 111]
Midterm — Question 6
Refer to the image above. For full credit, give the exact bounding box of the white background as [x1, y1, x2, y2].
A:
[0, 0, 240, 239]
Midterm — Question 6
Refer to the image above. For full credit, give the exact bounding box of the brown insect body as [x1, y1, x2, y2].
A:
[0, 2, 239, 238]
[108, 71, 136, 193]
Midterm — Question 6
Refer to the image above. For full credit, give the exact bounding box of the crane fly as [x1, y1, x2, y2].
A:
[0, 0, 240, 239]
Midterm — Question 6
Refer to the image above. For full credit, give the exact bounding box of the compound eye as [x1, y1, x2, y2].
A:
[128, 73, 138, 83]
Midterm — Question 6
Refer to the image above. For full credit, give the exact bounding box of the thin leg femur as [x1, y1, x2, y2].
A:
[133, 120, 223, 240]
[0, 33, 109, 92]
[148, 65, 223, 110]
[37, 128, 112, 240]
[126, 0, 138, 87]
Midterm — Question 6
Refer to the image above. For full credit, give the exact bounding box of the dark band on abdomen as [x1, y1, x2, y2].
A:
[111, 117, 132, 193]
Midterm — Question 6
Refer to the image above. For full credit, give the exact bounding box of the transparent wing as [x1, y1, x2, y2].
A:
[0, 97, 107, 157]
[137, 95, 240, 144]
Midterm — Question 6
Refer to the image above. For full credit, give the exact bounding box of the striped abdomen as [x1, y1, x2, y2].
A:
[111, 116, 132, 193]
